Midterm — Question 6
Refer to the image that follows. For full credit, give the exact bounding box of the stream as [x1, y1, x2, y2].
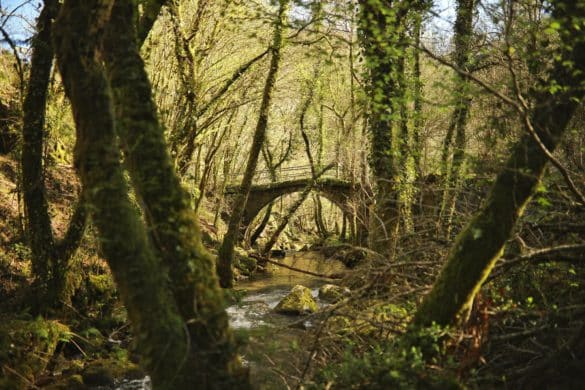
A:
[226, 251, 347, 389]
[227, 251, 346, 330]
[115, 251, 345, 390]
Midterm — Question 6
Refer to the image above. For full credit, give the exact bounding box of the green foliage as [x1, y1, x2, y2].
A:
[0, 317, 71, 388]
[315, 324, 460, 389]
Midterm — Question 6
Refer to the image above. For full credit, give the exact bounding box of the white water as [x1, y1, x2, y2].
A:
[226, 251, 345, 329]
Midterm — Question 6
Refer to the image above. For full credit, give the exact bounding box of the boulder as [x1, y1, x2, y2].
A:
[234, 248, 257, 276]
[318, 284, 350, 303]
[338, 247, 368, 268]
[274, 285, 318, 315]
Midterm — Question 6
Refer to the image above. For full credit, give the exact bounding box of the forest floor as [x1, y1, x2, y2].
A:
[0, 156, 584, 389]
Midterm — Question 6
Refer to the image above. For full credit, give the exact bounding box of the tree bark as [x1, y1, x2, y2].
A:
[217, 0, 289, 288]
[412, 13, 423, 175]
[262, 164, 334, 256]
[413, 0, 585, 326]
[137, 0, 167, 45]
[53, 2, 190, 387]
[438, 0, 476, 237]
[101, 0, 248, 386]
[358, 0, 413, 257]
[21, 0, 87, 307]
[21, 0, 58, 289]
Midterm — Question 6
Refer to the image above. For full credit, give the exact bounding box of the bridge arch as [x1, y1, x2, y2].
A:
[223, 177, 366, 242]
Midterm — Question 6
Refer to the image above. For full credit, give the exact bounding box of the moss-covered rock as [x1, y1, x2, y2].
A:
[318, 284, 350, 303]
[319, 244, 369, 268]
[339, 247, 368, 268]
[274, 285, 317, 315]
[0, 317, 70, 389]
[81, 358, 144, 387]
[234, 248, 257, 277]
[45, 374, 85, 390]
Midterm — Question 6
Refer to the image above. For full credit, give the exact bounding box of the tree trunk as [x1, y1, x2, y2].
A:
[21, 0, 58, 290]
[339, 211, 347, 242]
[412, 13, 423, 175]
[249, 135, 293, 246]
[262, 164, 334, 255]
[53, 2, 191, 387]
[358, 0, 412, 257]
[413, 0, 585, 326]
[217, 0, 289, 288]
[250, 202, 273, 246]
[22, 0, 87, 308]
[101, 0, 247, 386]
[438, 0, 476, 237]
[314, 194, 328, 238]
[396, 32, 415, 234]
[137, 0, 167, 45]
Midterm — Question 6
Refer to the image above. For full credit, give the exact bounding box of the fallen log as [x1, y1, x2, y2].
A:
[249, 253, 344, 279]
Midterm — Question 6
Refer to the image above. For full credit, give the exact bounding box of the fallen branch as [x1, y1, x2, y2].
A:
[249, 253, 344, 279]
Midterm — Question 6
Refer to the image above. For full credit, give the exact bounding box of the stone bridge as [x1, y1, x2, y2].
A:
[223, 177, 368, 243]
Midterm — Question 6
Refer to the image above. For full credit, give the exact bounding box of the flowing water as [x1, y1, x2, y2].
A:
[115, 251, 344, 390]
[227, 251, 347, 330]
[226, 251, 347, 389]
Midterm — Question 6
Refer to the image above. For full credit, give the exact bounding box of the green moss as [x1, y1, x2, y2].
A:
[81, 358, 144, 387]
[88, 274, 115, 295]
[274, 285, 318, 315]
[234, 249, 257, 276]
[0, 317, 70, 388]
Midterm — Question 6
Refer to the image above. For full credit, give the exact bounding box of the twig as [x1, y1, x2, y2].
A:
[0, 26, 24, 95]
[488, 243, 585, 282]
[421, 44, 585, 207]
[2, 364, 39, 389]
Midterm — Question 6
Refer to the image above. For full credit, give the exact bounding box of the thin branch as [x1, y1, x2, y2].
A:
[488, 244, 585, 282]
[0, 26, 24, 95]
[250, 253, 344, 279]
[422, 44, 585, 207]
[195, 49, 269, 118]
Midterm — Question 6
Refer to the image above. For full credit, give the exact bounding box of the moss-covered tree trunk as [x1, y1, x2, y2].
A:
[438, 0, 475, 237]
[250, 202, 273, 246]
[413, 1, 585, 326]
[217, 0, 289, 288]
[396, 30, 415, 234]
[21, 0, 87, 308]
[101, 0, 248, 386]
[53, 1, 191, 387]
[21, 0, 58, 291]
[412, 13, 423, 175]
[358, 0, 408, 257]
[137, 0, 168, 45]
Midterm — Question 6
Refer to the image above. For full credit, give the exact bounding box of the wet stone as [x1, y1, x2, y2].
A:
[274, 285, 318, 315]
